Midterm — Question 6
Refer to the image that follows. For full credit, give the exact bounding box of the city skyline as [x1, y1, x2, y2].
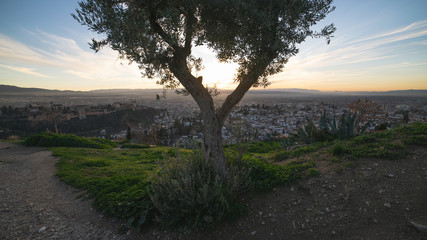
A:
[1, 1, 427, 91]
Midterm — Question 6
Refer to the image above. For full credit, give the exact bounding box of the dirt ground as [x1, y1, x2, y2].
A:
[1, 142, 426, 240]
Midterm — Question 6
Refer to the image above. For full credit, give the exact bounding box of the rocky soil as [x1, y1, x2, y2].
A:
[1, 142, 426, 240]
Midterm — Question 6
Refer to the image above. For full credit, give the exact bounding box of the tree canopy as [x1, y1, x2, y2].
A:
[73, 0, 335, 176]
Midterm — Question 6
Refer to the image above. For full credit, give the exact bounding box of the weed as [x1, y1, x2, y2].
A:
[329, 157, 341, 163]
[306, 168, 320, 177]
[344, 162, 356, 168]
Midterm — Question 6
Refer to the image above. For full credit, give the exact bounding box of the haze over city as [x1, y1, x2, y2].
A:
[0, 0, 426, 91]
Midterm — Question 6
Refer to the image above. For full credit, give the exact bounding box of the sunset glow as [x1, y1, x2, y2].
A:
[0, 0, 426, 91]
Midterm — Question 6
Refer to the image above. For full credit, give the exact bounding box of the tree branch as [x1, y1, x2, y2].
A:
[169, 49, 213, 111]
[184, 10, 196, 54]
[148, 11, 179, 49]
[216, 59, 273, 125]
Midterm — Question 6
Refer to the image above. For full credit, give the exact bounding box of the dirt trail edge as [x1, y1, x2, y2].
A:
[0, 142, 128, 240]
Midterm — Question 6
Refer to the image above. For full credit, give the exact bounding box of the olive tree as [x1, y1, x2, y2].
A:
[73, 0, 335, 177]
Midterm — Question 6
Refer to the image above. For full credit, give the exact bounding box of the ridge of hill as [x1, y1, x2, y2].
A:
[1, 84, 426, 97]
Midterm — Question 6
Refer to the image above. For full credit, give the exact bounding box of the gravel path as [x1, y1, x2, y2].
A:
[0, 142, 126, 240]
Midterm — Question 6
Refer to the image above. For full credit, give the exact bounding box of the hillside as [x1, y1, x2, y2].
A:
[1, 123, 425, 239]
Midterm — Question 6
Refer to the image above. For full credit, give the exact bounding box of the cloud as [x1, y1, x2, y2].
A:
[0, 30, 146, 88]
[352, 20, 427, 44]
[271, 19, 427, 85]
[0, 63, 53, 78]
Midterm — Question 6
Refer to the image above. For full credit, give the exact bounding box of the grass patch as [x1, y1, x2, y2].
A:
[273, 142, 328, 161]
[242, 157, 316, 192]
[247, 141, 282, 153]
[52, 147, 165, 229]
[121, 143, 151, 149]
[23, 133, 116, 149]
[403, 135, 427, 146]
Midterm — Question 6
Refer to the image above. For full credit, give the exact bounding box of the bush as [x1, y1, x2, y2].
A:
[23, 132, 116, 149]
[148, 150, 250, 228]
[331, 142, 350, 156]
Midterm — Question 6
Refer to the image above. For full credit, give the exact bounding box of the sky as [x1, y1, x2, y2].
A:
[0, 0, 426, 92]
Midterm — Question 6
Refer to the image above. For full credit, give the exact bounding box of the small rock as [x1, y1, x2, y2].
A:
[387, 174, 394, 178]
[300, 224, 306, 229]
[373, 219, 378, 223]
[326, 207, 330, 212]
[261, 221, 265, 225]
[251, 231, 257, 235]
[331, 231, 336, 235]
[384, 202, 392, 208]
[258, 211, 263, 216]
[405, 208, 410, 212]
[126, 230, 132, 236]
[38, 227, 47, 233]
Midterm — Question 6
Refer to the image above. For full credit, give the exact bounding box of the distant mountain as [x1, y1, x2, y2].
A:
[0, 85, 77, 95]
[1, 84, 426, 97]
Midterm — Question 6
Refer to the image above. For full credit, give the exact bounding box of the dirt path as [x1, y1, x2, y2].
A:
[0, 142, 127, 240]
[1, 142, 426, 240]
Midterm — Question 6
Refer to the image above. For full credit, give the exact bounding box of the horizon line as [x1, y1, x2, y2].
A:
[1, 84, 426, 93]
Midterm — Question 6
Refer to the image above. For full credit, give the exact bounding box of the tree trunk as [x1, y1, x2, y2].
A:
[201, 111, 228, 178]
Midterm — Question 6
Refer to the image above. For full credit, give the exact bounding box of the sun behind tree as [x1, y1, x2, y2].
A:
[72, 0, 336, 177]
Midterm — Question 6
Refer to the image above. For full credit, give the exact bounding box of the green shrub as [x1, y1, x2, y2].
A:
[403, 135, 427, 146]
[273, 142, 326, 161]
[23, 133, 116, 149]
[273, 151, 291, 161]
[148, 150, 250, 228]
[331, 142, 350, 156]
[121, 143, 151, 149]
[247, 141, 281, 153]
[396, 122, 427, 135]
[353, 134, 377, 144]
